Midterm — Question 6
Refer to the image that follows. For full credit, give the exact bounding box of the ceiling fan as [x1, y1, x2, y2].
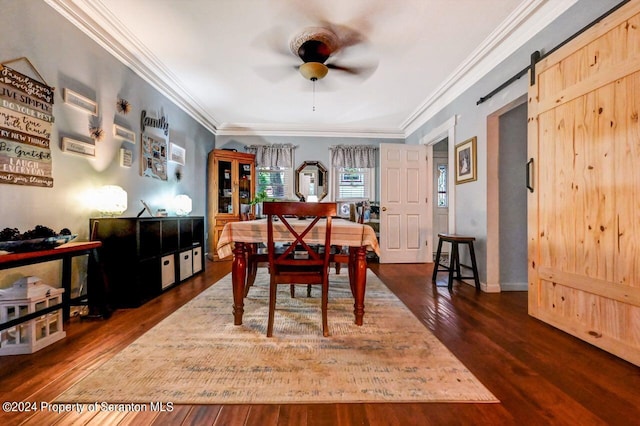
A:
[289, 25, 375, 82]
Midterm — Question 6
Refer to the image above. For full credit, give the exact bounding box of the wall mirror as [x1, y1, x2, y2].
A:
[295, 161, 328, 201]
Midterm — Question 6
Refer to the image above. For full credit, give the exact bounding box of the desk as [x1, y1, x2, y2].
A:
[0, 241, 108, 331]
[217, 218, 380, 326]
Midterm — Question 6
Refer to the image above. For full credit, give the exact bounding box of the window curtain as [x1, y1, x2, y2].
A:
[330, 145, 378, 168]
[245, 144, 296, 168]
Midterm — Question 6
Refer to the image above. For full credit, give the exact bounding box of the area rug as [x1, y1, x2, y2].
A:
[56, 270, 498, 404]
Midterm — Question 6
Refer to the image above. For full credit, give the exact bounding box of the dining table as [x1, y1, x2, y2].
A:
[216, 217, 380, 327]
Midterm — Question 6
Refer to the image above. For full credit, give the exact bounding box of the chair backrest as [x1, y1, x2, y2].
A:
[263, 202, 337, 276]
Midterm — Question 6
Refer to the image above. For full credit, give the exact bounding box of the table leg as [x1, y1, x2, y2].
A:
[232, 242, 247, 325]
[86, 247, 111, 319]
[352, 246, 367, 326]
[62, 257, 72, 321]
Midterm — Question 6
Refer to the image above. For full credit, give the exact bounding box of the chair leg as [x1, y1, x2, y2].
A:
[267, 279, 277, 337]
[307, 284, 312, 297]
[348, 249, 356, 297]
[244, 258, 258, 297]
[467, 242, 481, 290]
[448, 242, 458, 291]
[432, 238, 444, 281]
[335, 261, 341, 275]
[321, 280, 329, 337]
[454, 243, 463, 280]
[290, 284, 296, 298]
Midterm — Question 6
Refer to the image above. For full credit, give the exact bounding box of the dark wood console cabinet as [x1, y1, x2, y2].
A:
[89, 217, 205, 308]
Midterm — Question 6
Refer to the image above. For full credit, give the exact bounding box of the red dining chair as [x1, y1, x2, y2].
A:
[263, 201, 337, 337]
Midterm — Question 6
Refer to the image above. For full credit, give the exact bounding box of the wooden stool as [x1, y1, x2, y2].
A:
[432, 233, 481, 291]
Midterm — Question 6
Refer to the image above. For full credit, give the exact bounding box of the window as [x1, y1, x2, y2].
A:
[437, 164, 448, 207]
[334, 167, 374, 200]
[256, 166, 292, 200]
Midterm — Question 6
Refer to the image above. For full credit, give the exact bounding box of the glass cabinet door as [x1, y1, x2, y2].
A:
[238, 161, 252, 207]
[217, 159, 233, 214]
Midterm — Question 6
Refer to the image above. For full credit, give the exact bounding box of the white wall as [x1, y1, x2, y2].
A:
[0, 1, 215, 288]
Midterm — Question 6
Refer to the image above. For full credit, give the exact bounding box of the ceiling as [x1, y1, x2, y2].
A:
[46, 0, 576, 138]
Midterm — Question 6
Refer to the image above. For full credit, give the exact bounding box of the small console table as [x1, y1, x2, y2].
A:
[0, 241, 109, 332]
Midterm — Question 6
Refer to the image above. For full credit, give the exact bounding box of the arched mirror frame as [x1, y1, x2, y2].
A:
[295, 161, 328, 201]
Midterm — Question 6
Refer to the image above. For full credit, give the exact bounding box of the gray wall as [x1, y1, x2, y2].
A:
[405, 0, 623, 284]
[0, 0, 215, 287]
[499, 103, 527, 290]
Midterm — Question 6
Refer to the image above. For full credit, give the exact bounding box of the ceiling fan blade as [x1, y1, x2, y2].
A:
[322, 22, 366, 51]
[326, 61, 378, 79]
[251, 25, 294, 58]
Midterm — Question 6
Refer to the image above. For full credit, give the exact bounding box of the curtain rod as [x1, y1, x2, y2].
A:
[477, 0, 630, 105]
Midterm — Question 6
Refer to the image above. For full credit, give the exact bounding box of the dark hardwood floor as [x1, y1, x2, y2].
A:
[1, 260, 638, 425]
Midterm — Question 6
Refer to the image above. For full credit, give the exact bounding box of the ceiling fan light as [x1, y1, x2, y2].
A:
[299, 62, 328, 81]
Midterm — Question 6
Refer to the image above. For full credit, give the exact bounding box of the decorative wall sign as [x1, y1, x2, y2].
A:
[140, 133, 167, 180]
[141, 110, 169, 136]
[61, 137, 95, 157]
[0, 107, 52, 139]
[120, 147, 132, 167]
[63, 88, 98, 115]
[169, 142, 185, 165]
[113, 124, 135, 144]
[1, 97, 54, 123]
[0, 64, 53, 104]
[0, 63, 54, 187]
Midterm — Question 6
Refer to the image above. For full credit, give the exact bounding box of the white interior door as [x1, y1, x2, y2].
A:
[432, 151, 449, 257]
[379, 143, 429, 263]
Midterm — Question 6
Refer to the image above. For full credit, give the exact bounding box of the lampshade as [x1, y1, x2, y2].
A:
[299, 62, 328, 81]
[96, 185, 127, 216]
[174, 194, 192, 216]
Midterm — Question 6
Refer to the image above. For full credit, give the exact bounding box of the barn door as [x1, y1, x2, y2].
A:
[528, 2, 640, 366]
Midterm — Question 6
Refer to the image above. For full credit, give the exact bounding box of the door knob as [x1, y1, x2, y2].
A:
[382, 207, 387, 212]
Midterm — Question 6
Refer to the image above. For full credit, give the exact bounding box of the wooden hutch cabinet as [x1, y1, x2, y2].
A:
[207, 149, 255, 260]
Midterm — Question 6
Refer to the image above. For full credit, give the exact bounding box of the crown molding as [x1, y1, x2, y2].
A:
[401, 0, 579, 137]
[216, 124, 405, 139]
[44, 0, 220, 133]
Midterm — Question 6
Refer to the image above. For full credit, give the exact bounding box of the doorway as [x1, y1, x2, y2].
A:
[498, 103, 528, 290]
[432, 138, 449, 259]
[486, 96, 528, 292]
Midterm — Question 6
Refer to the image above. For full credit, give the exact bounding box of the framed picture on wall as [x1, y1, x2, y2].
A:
[120, 147, 133, 167]
[113, 124, 136, 144]
[140, 133, 167, 180]
[455, 136, 477, 184]
[169, 143, 186, 165]
[61, 137, 96, 157]
[63, 88, 98, 115]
